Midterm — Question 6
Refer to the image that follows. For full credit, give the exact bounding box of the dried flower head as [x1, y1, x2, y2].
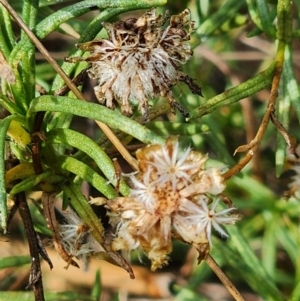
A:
[67, 9, 202, 120]
[58, 210, 95, 266]
[107, 138, 238, 271]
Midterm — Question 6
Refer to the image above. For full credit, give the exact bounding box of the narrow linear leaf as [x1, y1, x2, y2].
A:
[6, 52, 28, 114]
[0, 255, 30, 269]
[276, 224, 298, 269]
[7, 120, 31, 149]
[33, 222, 53, 237]
[62, 182, 105, 244]
[9, 171, 65, 196]
[36, 0, 167, 39]
[227, 225, 285, 301]
[46, 128, 130, 196]
[147, 121, 206, 136]
[39, 0, 74, 7]
[91, 269, 102, 300]
[256, 0, 276, 38]
[56, 155, 118, 199]
[276, 0, 292, 42]
[203, 116, 236, 166]
[19, 0, 38, 104]
[5, 162, 35, 186]
[0, 291, 95, 301]
[216, 243, 281, 301]
[190, 62, 276, 119]
[196, 0, 245, 36]
[245, 0, 263, 30]
[28, 96, 165, 145]
[284, 45, 300, 123]
[273, 212, 300, 283]
[174, 287, 208, 301]
[0, 115, 18, 231]
[261, 218, 278, 280]
[0, 5, 15, 54]
[275, 56, 290, 177]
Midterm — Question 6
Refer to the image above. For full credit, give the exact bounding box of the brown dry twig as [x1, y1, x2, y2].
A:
[42, 192, 79, 269]
[223, 47, 284, 180]
[270, 111, 297, 155]
[206, 254, 246, 301]
[17, 192, 46, 301]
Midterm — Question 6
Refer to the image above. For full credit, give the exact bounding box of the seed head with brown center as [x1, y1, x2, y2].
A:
[107, 138, 239, 271]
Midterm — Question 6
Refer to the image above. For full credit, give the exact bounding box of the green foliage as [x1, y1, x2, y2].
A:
[0, 0, 299, 300]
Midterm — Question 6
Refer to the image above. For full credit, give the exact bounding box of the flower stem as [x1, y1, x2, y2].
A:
[206, 254, 245, 301]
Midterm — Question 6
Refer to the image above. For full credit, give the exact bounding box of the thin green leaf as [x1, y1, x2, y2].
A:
[0, 291, 96, 301]
[7, 50, 28, 113]
[245, 0, 262, 29]
[189, 62, 276, 119]
[0, 255, 30, 269]
[0, 6, 14, 57]
[246, 25, 263, 37]
[0, 115, 17, 232]
[28, 96, 165, 146]
[196, 0, 245, 36]
[284, 45, 300, 123]
[9, 171, 65, 196]
[18, 0, 38, 106]
[256, 0, 276, 38]
[33, 221, 53, 236]
[277, 0, 292, 43]
[203, 116, 236, 166]
[39, 0, 74, 7]
[35, 0, 167, 39]
[216, 242, 281, 300]
[91, 270, 102, 300]
[147, 121, 206, 137]
[227, 225, 285, 301]
[261, 217, 278, 281]
[55, 155, 118, 199]
[0, 93, 20, 114]
[62, 182, 105, 244]
[275, 55, 290, 177]
[276, 223, 299, 276]
[46, 128, 130, 196]
[174, 288, 209, 301]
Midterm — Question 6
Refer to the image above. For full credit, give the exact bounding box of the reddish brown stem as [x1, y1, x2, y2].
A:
[42, 192, 79, 269]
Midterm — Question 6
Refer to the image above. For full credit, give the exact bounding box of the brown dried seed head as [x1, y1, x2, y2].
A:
[106, 138, 238, 270]
[68, 9, 202, 120]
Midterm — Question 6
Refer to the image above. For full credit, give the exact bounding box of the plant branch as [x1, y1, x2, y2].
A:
[223, 47, 284, 180]
[224, 0, 293, 179]
[206, 254, 245, 301]
[17, 191, 45, 301]
[0, 0, 137, 170]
